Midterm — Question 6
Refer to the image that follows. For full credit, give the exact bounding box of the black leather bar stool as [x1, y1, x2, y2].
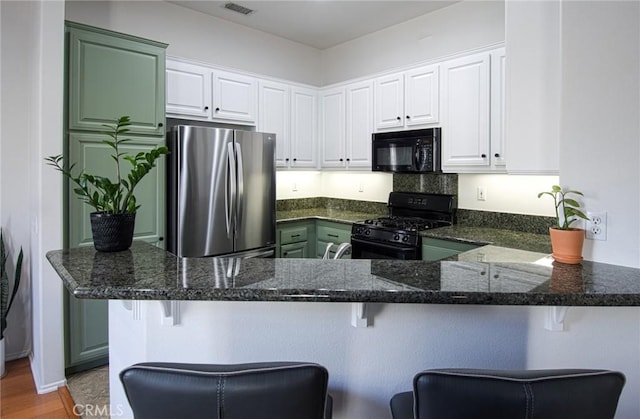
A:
[120, 361, 332, 419]
[390, 368, 625, 419]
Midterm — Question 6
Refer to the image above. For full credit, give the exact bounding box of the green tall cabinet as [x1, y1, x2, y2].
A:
[64, 21, 167, 372]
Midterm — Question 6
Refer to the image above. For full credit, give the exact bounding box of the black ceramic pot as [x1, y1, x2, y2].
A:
[90, 212, 136, 252]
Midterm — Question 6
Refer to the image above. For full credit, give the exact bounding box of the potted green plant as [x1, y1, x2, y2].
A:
[46, 116, 168, 252]
[538, 185, 589, 264]
[1, 229, 23, 378]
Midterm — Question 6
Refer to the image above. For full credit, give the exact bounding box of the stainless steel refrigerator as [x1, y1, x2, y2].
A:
[167, 125, 276, 258]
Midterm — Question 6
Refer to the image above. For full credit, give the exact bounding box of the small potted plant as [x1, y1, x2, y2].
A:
[538, 185, 589, 264]
[1, 229, 23, 378]
[46, 116, 168, 252]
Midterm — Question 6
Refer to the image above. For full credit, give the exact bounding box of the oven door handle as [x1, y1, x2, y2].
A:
[351, 237, 418, 251]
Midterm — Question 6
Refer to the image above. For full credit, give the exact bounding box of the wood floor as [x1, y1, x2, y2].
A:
[1, 358, 78, 418]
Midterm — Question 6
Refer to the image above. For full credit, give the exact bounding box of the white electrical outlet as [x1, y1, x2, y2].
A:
[477, 186, 487, 201]
[586, 211, 607, 241]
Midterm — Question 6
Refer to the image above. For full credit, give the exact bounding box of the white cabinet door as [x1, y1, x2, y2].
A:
[405, 64, 439, 126]
[490, 48, 507, 168]
[259, 80, 290, 168]
[166, 59, 211, 118]
[212, 69, 257, 125]
[320, 87, 346, 168]
[441, 52, 491, 170]
[346, 80, 374, 168]
[374, 72, 404, 130]
[290, 86, 318, 168]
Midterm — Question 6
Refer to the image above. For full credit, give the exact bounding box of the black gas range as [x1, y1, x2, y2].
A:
[351, 192, 456, 260]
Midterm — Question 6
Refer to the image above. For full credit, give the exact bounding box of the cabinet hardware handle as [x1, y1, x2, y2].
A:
[215, 107, 220, 112]
[291, 234, 300, 238]
[204, 106, 209, 111]
[328, 234, 339, 238]
[481, 154, 487, 158]
[293, 158, 297, 162]
[481, 271, 486, 275]
[494, 274, 499, 279]
[494, 153, 500, 158]
[339, 158, 344, 162]
[285, 158, 290, 162]
[346, 158, 350, 162]
[283, 252, 288, 256]
[406, 115, 410, 119]
[396, 116, 401, 121]
[158, 237, 164, 241]
[158, 122, 164, 127]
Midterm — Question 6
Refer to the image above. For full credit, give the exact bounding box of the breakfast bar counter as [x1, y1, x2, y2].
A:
[47, 242, 640, 419]
[47, 241, 640, 306]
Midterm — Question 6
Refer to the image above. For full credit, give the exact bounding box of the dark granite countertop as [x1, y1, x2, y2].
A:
[276, 210, 552, 254]
[47, 241, 640, 306]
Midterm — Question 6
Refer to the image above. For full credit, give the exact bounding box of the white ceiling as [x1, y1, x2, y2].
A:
[168, 1, 459, 49]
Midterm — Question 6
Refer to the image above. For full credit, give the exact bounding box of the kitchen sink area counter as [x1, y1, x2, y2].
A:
[277, 207, 385, 225]
[48, 241, 640, 306]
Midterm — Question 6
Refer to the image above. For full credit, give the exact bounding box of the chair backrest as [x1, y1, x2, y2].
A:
[412, 369, 625, 419]
[120, 361, 331, 419]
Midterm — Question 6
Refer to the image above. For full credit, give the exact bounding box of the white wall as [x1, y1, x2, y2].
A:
[320, 1, 505, 85]
[1, 0, 65, 393]
[560, 1, 640, 268]
[64, 1, 323, 86]
[1, 0, 38, 363]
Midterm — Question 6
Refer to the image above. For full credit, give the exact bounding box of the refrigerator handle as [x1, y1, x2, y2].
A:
[226, 142, 236, 238]
[235, 142, 244, 234]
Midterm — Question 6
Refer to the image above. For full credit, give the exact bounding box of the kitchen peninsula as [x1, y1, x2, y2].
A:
[48, 240, 640, 419]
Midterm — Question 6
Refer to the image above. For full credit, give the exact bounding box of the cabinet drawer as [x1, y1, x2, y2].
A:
[280, 227, 308, 245]
[316, 226, 351, 244]
[280, 241, 308, 258]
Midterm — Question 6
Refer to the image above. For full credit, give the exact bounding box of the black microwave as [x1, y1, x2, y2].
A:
[372, 128, 441, 173]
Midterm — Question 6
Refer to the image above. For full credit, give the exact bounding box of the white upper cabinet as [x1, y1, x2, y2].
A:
[258, 80, 290, 167]
[320, 87, 346, 168]
[319, 81, 373, 169]
[404, 64, 439, 127]
[211, 69, 257, 125]
[440, 52, 491, 171]
[290, 86, 318, 168]
[490, 48, 507, 169]
[166, 60, 211, 118]
[374, 73, 405, 130]
[440, 49, 506, 173]
[345, 80, 374, 168]
[374, 65, 439, 131]
[166, 58, 257, 125]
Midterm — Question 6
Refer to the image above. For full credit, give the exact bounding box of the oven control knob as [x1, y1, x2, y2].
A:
[394, 234, 400, 241]
[402, 236, 409, 242]
[365, 229, 371, 235]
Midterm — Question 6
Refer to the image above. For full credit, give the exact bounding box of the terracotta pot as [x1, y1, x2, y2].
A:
[549, 227, 585, 265]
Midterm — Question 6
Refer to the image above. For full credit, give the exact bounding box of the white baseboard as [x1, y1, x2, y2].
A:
[28, 353, 67, 394]
[6, 348, 31, 361]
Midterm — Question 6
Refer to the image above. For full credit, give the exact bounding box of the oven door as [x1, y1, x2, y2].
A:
[350, 237, 421, 260]
[372, 139, 418, 172]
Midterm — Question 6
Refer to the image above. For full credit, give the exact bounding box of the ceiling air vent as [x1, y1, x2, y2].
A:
[224, 2, 254, 16]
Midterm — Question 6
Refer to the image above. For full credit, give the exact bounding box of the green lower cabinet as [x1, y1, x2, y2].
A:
[64, 292, 109, 374]
[277, 221, 316, 258]
[315, 220, 352, 259]
[422, 238, 479, 261]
